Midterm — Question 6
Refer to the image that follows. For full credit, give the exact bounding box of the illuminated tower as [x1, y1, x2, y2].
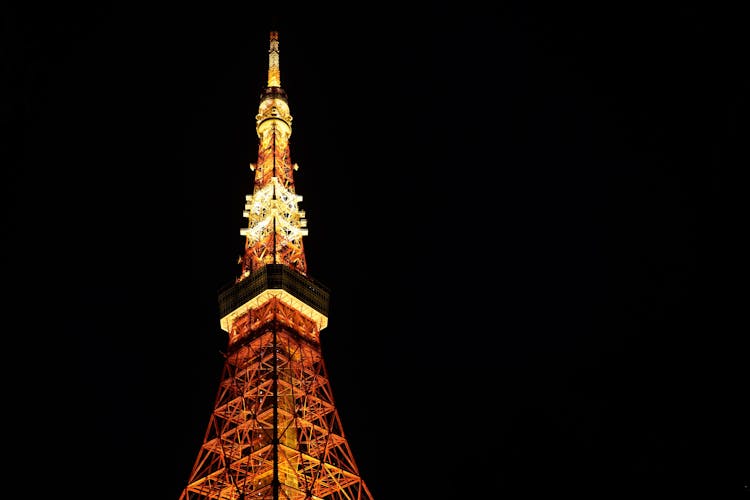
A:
[179, 32, 374, 500]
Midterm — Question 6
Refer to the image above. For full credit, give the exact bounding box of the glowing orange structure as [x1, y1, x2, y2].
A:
[178, 32, 374, 500]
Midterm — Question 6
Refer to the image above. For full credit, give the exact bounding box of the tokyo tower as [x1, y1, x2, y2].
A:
[178, 31, 374, 500]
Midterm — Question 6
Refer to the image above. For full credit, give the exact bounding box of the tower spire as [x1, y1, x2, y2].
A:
[267, 30, 280, 87]
[239, 31, 306, 281]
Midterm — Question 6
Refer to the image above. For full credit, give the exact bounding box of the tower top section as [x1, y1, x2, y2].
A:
[239, 30, 307, 280]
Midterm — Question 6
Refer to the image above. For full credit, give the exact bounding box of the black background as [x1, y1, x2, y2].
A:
[4, 3, 743, 498]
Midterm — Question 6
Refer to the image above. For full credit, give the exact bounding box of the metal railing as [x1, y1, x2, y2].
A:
[218, 264, 330, 318]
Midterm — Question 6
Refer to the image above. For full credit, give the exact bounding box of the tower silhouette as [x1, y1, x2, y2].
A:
[179, 31, 374, 500]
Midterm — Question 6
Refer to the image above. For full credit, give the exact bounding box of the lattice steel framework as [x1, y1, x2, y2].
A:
[178, 31, 373, 500]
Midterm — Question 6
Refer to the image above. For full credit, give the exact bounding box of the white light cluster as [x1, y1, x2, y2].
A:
[240, 177, 308, 243]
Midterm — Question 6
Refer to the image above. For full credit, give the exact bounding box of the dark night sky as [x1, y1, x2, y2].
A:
[3, 3, 743, 498]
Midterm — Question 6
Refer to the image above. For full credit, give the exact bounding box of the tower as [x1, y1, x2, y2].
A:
[179, 32, 374, 500]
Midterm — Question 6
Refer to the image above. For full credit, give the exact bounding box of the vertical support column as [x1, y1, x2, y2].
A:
[272, 327, 280, 499]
